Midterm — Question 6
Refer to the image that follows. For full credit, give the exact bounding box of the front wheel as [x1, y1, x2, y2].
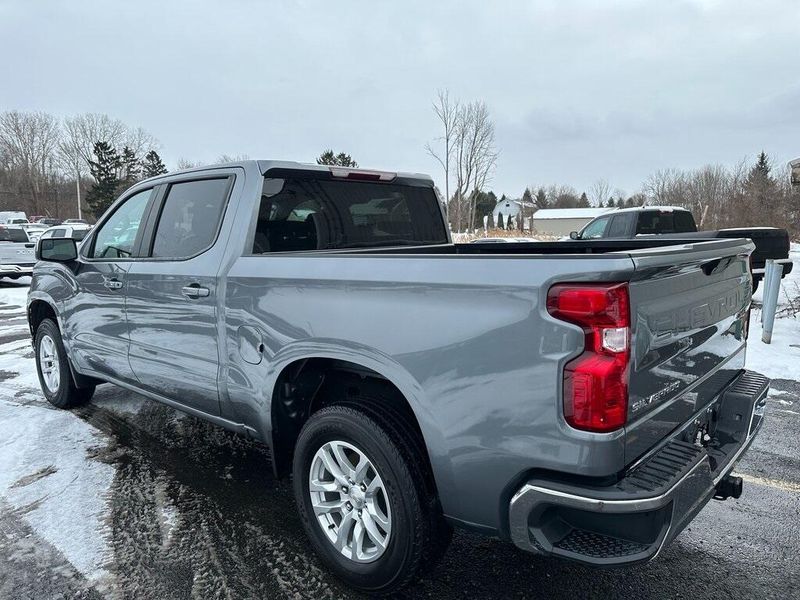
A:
[293, 405, 447, 595]
[34, 319, 95, 409]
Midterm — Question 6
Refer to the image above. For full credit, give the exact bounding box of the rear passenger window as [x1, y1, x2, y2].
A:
[50, 228, 66, 238]
[151, 178, 230, 258]
[673, 211, 697, 232]
[606, 215, 629, 237]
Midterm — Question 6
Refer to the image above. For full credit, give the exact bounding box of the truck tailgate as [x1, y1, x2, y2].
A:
[0, 241, 36, 265]
[624, 239, 753, 465]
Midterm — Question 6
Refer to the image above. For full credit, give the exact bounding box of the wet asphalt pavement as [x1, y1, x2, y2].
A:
[1, 278, 798, 599]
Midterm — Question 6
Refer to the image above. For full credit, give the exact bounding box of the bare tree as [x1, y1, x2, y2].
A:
[451, 100, 498, 232]
[59, 114, 158, 218]
[0, 111, 61, 215]
[217, 153, 250, 163]
[60, 113, 127, 166]
[123, 125, 159, 158]
[426, 90, 460, 222]
[176, 157, 205, 170]
[589, 178, 611, 207]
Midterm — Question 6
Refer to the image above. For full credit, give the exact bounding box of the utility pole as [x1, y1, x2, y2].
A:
[75, 175, 82, 220]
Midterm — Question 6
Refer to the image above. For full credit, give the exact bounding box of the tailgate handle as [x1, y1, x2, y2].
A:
[701, 256, 734, 276]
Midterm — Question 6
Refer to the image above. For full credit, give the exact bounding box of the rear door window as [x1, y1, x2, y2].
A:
[150, 178, 231, 259]
[673, 211, 697, 232]
[606, 215, 631, 237]
[636, 210, 697, 234]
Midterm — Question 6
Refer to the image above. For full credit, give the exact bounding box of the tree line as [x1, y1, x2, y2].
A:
[0, 111, 168, 220]
[427, 91, 799, 239]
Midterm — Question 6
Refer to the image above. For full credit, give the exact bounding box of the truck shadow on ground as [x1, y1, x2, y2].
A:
[70, 384, 787, 600]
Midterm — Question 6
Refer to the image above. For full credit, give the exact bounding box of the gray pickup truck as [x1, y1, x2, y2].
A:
[571, 205, 793, 292]
[28, 161, 768, 594]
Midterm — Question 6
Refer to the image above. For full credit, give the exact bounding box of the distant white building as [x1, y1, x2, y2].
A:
[492, 197, 535, 230]
[531, 207, 618, 236]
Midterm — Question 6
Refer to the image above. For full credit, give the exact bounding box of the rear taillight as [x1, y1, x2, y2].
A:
[547, 283, 630, 433]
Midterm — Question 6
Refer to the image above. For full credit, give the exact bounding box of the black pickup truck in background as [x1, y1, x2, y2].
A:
[571, 206, 793, 291]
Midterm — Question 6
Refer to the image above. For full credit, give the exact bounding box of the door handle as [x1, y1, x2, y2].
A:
[103, 278, 123, 290]
[181, 283, 210, 299]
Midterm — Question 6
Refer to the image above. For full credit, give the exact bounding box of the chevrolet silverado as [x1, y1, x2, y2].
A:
[28, 161, 767, 594]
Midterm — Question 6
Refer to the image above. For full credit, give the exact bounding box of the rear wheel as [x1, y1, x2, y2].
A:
[34, 319, 95, 409]
[293, 405, 448, 595]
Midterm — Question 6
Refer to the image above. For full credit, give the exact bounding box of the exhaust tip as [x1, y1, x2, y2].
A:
[714, 475, 743, 500]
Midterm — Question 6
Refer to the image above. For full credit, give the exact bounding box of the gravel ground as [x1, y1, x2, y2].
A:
[1, 277, 798, 599]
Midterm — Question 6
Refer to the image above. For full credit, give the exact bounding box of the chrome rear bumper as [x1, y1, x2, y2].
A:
[508, 370, 768, 566]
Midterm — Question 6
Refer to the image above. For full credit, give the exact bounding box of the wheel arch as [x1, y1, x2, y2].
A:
[27, 293, 99, 390]
[27, 296, 59, 338]
[266, 350, 448, 501]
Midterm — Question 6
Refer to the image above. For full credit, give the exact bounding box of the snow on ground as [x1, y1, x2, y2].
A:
[0, 280, 115, 588]
[746, 243, 800, 380]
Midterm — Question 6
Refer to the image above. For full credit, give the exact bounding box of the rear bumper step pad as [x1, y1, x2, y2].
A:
[508, 370, 768, 566]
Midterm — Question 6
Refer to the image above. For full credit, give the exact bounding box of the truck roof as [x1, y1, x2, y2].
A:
[138, 159, 434, 186]
[612, 205, 691, 214]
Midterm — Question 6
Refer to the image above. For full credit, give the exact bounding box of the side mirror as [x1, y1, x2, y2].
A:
[37, 237, 78, 262]
[569, 231, 580, 240]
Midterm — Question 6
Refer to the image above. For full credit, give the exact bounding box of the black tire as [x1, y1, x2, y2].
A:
[34, 319, 95, 409]
[293, 405, 448, 595]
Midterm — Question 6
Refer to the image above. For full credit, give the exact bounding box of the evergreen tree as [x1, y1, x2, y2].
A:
[141, 150, 168, 178]
[606, 197, 616, 208]
[120, 146, 140, 187]
[534, 187, 548, 210]
[317, 149, 358, 167]
[742, 151, 779, 225]
[474, 190, 498, 225]
[520, 188, 534, 230]
[86, 141, 122, 217]
[577, 192, 590, 208]
[522, 187, 533, 206]
[496, 212, 504, 229]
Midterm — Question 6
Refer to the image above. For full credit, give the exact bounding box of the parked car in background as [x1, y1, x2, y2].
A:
[63, 218, 89, 225]
[571, 206, 793, 291]
[38, 224, 91, 244]
[0, 211, 28, 224]
[21, 223, 48, 242]
[36, 217, 62, 226]
[0, 225, 36, 279]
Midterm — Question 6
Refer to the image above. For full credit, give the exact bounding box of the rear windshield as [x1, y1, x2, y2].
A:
[636, 210, 697, 234]
[252, 176, 448, 253]
[0, 227, 29, 242]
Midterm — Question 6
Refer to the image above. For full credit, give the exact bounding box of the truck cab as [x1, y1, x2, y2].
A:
[571, 206, 697, 239]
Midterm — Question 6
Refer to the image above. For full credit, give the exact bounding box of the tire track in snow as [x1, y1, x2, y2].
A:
[77, 399, 344, 599]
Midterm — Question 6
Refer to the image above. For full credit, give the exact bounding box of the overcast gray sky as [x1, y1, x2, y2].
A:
[2, 0, 798, 198]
